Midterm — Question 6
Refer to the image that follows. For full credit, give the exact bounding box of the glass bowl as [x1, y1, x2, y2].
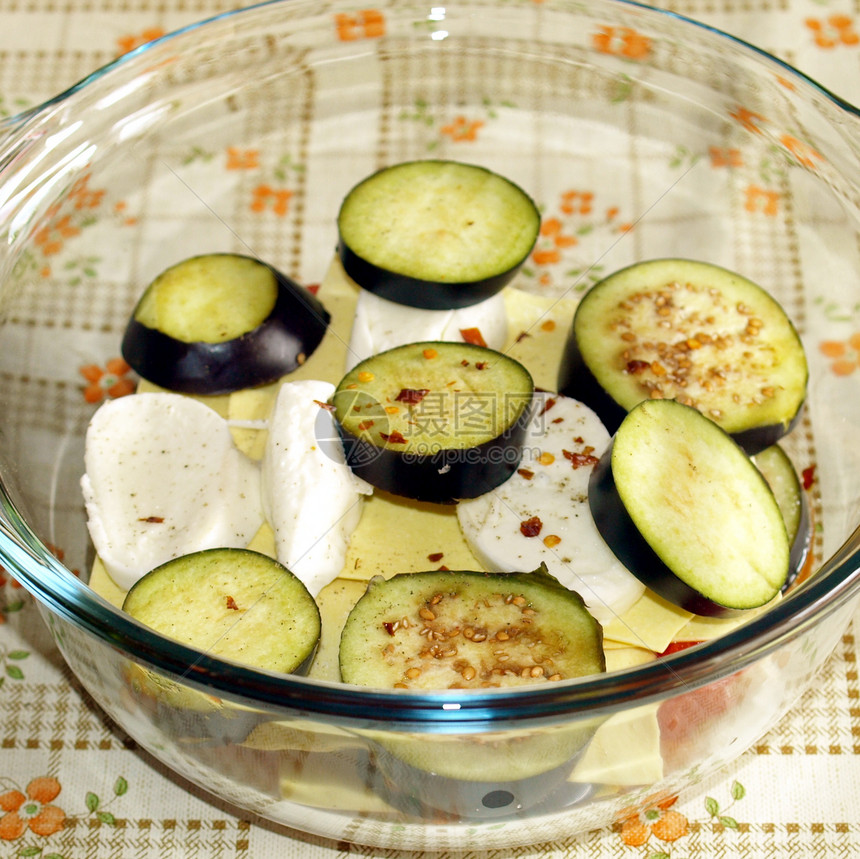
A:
[1, 0, 859, 850]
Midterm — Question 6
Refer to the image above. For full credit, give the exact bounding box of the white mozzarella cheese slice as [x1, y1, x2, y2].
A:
[345, 288, 508, 371]
[262, 379, 372, 596]
[457, 392, 644, 625]
[81, 392, 264, 592]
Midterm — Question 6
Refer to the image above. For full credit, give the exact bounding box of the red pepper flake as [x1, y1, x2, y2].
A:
[306, 284, 321, 295]
[383, 621, 397, 636]
[460, 327, 487, 347]
[475, 361, 488, 370]
[357, 420, 375, 431]
[437, 565, 450, 571]
[428, 552, 444, 563]
[138, 516, 164, 523]
[520, 516, 543, 537]
[625, 359, 651, 375]
[517, 468, 534, 480]
[395, 387, 430, 405]
[802, 465, 816, 490]
[552, 417, 564, 423]
[225, 595, 240, 611]
[380, 430, 408, 444]
[562, 449, 600, 468]
[314, 399, 336, 412]
[539, 397, 557, 415]
[515, 330, 530, 343]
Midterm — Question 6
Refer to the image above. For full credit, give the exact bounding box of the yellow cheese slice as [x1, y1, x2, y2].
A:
[571, 702, 663, 786]
[601, 590, 693, 653]
[604, 646, 656, 672]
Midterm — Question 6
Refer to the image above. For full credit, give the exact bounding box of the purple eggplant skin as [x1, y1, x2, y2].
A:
[731, 409, 805, 458]
[366, 741, 593, 821]
[337, 241, 523, 311]
[557, 327, 628, 434]
[335, 408, 533, 505]
[588, 441, 748, 619]
[784, 487, 812, 592]
[121, 262, 330, 395]
[557, 324, 804, 456]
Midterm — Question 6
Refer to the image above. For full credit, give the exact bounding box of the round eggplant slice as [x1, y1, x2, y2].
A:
[339, 565, 605, 690]
[123, 548, 321, 675]
[589, 399, 790, 616]
[337, 160, 540, 309]
[332, 340, 535, 503]
[558, 259, 808, 454]
[752, 444, 812, 590]
[342, 564, 606, 807]
[122, 253, 330, 394]
[365, 730, 595, 820]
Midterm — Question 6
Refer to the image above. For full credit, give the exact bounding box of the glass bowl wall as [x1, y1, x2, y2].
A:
[0, 0, 859, 850]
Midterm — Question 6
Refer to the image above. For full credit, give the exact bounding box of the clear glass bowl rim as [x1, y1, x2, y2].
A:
[1, 0, 859, 730]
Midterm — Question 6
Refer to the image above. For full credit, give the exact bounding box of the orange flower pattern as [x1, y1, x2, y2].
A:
[440, 116, 485, 142]
[29, 173, 137, 278]
[780, 133, 823, 168]
[226, 147, 261, 170]
[0, 775, 127, 848]
[116, 28, 166, 56]
[0, 777, 65, 840]
[709, 146, 744, 168]
[335, 10, 386, 41]
[618, 793, 689, 847]
[805, 14, 859, 49]
[616, 782, 746, 854]
[79, 358, 136, 404]
[820, 333, 860, 376]
[398, 97, 510, 149]
[592, 25, 653, 59]
[250, 185, 294, 216]
[525, 189, 633, 292]
[723, 100, 826, 220]
[33, 214, 80, 257]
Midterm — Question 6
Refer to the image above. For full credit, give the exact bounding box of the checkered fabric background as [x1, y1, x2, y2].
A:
[0, 1, 858, 857]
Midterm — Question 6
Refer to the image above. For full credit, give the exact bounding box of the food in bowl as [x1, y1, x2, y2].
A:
[122, 253, 330, 395]
[82, 160, 813, 689]
[556, 257, 808, 453]
[1, 0, 858, 848]
[123, 547, 321, 674]
[336, 159, 541, 309]
[589, 398, 791, 615]
[338, 564, 605, 690]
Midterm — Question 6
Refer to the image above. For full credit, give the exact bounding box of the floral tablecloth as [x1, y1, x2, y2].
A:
[1, 1, 859, 857]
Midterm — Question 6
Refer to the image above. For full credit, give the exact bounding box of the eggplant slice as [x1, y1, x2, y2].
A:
[589, 399, 790, 616]
[558, 258, 808, 454]
[332, 340, 535, 503]
[752, 444, 812, 590]
[123, 547, 321, 675]
[122, 253, 330, 394]
[339, 564, 605, 690]
[337, 160, 540, 309]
